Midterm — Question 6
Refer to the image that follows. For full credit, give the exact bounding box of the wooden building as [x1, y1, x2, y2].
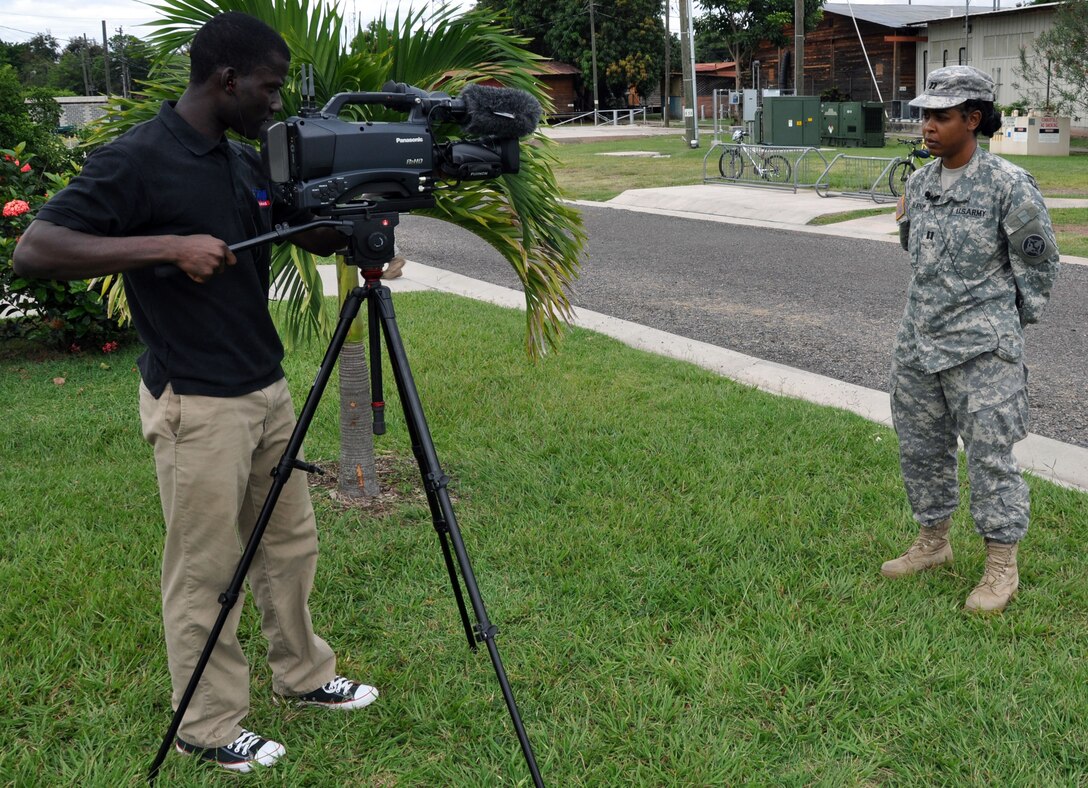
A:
[468, 59, 581, 116]
[649, 62, 738, 119]
[530, 60, 582, 115]
[750, 4, 960, 115]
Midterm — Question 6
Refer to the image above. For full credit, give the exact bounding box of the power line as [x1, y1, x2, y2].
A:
[0, 24, 40, 37]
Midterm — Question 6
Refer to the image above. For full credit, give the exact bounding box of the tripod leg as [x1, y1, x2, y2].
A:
[148, 288, 367, 784]
[370, 285, 544, 788]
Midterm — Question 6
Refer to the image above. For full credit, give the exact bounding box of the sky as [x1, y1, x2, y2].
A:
[3, 0, 991, 48]
[2, 0, 472, 47]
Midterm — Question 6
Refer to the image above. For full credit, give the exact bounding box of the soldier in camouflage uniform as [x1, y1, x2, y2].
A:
[881, 66, 1060, 613]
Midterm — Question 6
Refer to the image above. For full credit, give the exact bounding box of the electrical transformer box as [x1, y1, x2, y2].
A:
[760, 96, 821, 147]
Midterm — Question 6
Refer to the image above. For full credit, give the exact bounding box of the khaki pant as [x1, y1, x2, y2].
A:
[140, 378, 335, 747]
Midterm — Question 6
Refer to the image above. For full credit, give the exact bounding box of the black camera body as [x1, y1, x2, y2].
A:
[261, 83, 536, 214]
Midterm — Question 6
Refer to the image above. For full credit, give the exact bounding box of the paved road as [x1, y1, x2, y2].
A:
[395, 206, 1088, 449]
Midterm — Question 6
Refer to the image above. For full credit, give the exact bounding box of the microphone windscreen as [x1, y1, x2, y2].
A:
[460, 84, 542, 138]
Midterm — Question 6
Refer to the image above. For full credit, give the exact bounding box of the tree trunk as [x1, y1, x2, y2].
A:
[337, 340, 380, 498]
[336, 262, 380, 499]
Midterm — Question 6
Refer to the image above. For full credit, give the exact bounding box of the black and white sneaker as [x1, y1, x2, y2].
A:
[295, 675, 379, 710]
[175, 729, 285, 773]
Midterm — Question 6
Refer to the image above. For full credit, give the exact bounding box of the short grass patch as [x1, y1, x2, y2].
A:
[807, 206, 896, 227]
[546, 135, 708, 201]
[3, 292, 1088, 784]
[1048, 208, 1088, 258]
[805, 205, 1087, 257]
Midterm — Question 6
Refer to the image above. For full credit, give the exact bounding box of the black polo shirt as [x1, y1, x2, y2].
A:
[37, 101, 298, 398]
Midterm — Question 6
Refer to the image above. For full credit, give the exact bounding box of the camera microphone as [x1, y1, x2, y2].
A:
[459, 84, 542, 139]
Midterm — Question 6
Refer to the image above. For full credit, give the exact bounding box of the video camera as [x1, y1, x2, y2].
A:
[261, 80, 542, 215]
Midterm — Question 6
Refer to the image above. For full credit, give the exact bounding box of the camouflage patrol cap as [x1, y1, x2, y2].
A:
[909, 65, 995, 109]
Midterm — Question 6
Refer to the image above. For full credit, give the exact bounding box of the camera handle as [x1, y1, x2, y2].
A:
[148, 227, 544, 787]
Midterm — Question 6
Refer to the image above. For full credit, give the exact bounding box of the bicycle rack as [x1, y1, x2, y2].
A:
[813, 154, 904, 203]
[703, 143, 830, 193]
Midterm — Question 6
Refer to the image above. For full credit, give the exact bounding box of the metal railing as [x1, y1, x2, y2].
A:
[703, 141, 831, 192]
[549, 108, 648, 127]
[813, 154, 904, 203]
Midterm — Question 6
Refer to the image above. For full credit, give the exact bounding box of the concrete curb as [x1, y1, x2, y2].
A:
[318, 261, 1088, 493]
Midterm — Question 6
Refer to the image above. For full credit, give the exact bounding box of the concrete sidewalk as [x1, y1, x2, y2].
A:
[319, 260, 1088, 493]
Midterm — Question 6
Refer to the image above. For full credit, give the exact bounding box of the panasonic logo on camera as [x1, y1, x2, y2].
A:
[396, 136, 425, 144]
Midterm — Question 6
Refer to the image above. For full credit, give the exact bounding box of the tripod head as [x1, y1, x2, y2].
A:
[226, 195, 433, 280]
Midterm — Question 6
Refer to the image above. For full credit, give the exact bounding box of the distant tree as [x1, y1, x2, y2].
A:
[1014, 0, 1088, 118]
[476, 0, 667, 108]
[695, 0, 822, 92]
[0, 40, 27, 71]
[106, 33, 155, 96]
[51, 37, 102, 95]
[8, 34, 59, 88]
[50, 34, 154, 96]
[0, 65, 67, 168]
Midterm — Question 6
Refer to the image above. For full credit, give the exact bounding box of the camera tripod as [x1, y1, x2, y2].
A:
[148, 209, 543, 786]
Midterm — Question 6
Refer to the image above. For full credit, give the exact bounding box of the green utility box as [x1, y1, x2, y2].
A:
[760, 96, 821, 147]
[820, 101, 886, 147]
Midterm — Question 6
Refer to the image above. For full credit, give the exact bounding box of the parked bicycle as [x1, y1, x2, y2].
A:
[887, 137, 931, 197]
[718, 129, 792, 184]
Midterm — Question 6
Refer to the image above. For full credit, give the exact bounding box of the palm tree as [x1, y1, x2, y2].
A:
[92, 0, 586, 498]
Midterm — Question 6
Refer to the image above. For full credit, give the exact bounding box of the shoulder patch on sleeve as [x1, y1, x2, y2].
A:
[1004, 200, 1057, 262]
[1021, 234, 1048, 258]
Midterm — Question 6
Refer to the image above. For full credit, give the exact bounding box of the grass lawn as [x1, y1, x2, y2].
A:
[547, 134, 1088, 256]
[3, 292, 1088, 784]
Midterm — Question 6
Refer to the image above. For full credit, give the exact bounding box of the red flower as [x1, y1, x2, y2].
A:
[19, 163, 31, 173]
[102, 341, 120, 353]
[3, 199, 30, 217]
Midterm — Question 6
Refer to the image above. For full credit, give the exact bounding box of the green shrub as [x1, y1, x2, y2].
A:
[1, 143, 131, 352]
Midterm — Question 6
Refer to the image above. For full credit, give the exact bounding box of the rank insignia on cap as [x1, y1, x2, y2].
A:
[1022, 234, 1047, 257]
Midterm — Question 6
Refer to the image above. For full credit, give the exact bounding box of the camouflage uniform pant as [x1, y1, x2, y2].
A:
[890, 351, 1030, 544]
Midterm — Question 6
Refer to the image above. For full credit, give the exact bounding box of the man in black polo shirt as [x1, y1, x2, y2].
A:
[15, 13, 378, 774]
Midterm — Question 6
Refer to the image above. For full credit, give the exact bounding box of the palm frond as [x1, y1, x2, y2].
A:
[86, 0, 585, 356]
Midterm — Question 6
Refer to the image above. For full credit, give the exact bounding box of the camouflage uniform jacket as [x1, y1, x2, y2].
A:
[895, 146, 1060, 373]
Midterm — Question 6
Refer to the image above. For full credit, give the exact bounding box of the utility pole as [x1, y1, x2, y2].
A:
[678, 0, 698, 146]
[589, 0, 600, 123]
[102, 20, 112, 95]
[663, 0, 670, 126]
[794, 0, 805, 94]
[116, 26, 131, 98]
[79, 43, 92, 95]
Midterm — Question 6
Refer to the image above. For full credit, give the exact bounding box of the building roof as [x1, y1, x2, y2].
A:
[696, 62, 738, 78]
[534, 60, 580, 77]
[912, 1, 1061, 24]
[821, 4, 989, 28]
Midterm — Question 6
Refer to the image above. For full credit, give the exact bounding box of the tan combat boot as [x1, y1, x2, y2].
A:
[880, 519, 953, 578]
[964, 541, 1019, 613]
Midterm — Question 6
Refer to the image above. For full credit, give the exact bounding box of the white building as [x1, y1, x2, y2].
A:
[913, 2, 1083, 128]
